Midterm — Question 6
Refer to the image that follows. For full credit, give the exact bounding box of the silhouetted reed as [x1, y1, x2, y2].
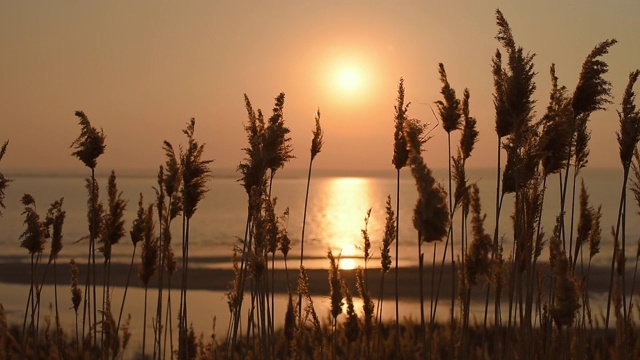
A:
[139, 203, 157, 360]
[298, 109, 323, 320]
[391, 78, 409, 351]
[0, 140, 11, 217]
[71, 110, 105, 351]
[19, 194, 47, 349]
[178, 118, 212, 360]
[605, 68, 640, 331]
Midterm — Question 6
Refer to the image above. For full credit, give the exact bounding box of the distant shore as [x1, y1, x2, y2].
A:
[0, 257, 622, 300]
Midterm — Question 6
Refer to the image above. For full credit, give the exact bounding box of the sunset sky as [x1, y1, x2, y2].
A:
[1, 1, 639, 174]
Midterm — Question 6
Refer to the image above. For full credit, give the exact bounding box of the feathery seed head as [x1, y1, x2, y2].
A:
[343, 281, 360, 342]
[405, 118, 449, 241]
[0, 140, 12, 216]
[393, 78, 410, 170]
[278, 207, 292, 258]
[465, 184, 493, 286]
[311, 109, 324, 160]
[589, 206, 602, 259]
[102, 171, 127, 258]
[70, 111, 106, 169]
[538, 64, 573, 176]
[19, 194, 47, 255]
[130, 193, 145, 247]
[571, 39, 617, 118]
[380, 195, 395, 273]
[493, 10, 537, 138]
[617, 70, 640, 168]
[436, 63, 462, 133]
[238, 95, 267, 196]
[45, 198, 65, 261]
[460, 89, 479, 160]
[327, 249, 343, 320]
[181, 118, 213, 219]
[263, 92, 294, 177]
[70, 259, 82, 312]
[139, 203, 158, 287]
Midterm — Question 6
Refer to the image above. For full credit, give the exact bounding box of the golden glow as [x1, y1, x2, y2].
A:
[339, 258, 357, 270]
[337, 67, 361, 91]
[321, 177, 376, 269]
[322, 53, 377, 105]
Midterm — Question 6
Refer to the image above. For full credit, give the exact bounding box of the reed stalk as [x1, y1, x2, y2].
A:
[71, 110, 105, 352]
[178, 118, 212, 360]
[392, 78, 409, 352]
[298, 110, 323, 320]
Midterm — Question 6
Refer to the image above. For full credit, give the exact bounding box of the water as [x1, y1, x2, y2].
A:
[0, 167, 632, 268]
[0, 167, 636, 356]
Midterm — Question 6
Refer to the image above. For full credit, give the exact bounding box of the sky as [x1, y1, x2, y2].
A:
[1, 1, 639, 175]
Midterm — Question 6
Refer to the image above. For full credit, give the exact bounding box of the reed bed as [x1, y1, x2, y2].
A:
[2, 8, 640, 360]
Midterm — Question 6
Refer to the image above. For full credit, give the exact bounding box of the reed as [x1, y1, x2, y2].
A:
[18, 194, 47, 350]
[115, 193, 144, 344]
[391, 78, 409, 352]
[297, 109, 323, 321]
[0, 140, 11, 217]
[70, 110, 105, 351]
[157, 140, 183, 360]
[69, 259, 82, 353]
[139, 203, 158, 360]
[435, 62, 462, 329]
[327, 249, 343, 360]
[177, 118, 212, 360]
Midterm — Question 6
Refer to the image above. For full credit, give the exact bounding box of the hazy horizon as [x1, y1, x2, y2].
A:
[2, 1, 639, 173]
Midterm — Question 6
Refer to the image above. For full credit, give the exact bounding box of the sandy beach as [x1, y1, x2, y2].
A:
[0, 256, 621, 299]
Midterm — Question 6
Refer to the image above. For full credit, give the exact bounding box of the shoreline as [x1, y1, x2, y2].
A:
[0, 260, 623, 300]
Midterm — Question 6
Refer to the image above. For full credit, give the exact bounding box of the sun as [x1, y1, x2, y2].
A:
[337, 67, 362, 92]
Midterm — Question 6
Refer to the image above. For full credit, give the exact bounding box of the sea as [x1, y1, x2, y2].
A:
[0, 166, 635, 355]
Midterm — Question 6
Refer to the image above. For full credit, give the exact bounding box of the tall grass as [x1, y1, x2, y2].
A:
[4, 8, 640, 360]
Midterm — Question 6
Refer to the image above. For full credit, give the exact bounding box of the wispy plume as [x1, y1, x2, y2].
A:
[0, 140, 11, 216]
[538, 64, 572, 176]
[404, 119, 449, 242]
[181, 118, 213, 220]
[70, 111, 105, 169]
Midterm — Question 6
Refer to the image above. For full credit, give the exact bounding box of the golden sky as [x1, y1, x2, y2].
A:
[1, 1, 639, 174]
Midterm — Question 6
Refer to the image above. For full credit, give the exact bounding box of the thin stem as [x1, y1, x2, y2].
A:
[298, 157, 314, 319]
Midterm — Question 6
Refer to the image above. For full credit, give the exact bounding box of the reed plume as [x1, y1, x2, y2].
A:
[549, 219, 580, 329]
[343, 281, 360, 344]
[263, 92, 294, 186]
[70, 111, 106, 170]
[573, 180, 594, 270]
[404, 119, 449, 242]
[460, 89, 478, 162]
[376, 196, 395, 329]
[356, 266, 374, 356]
[0, 140, 11, 217]
[465, 184, 492, 287]
[538, 64, 572, 177]
[70, 259, 82, 352]
[571, 39, 617, 119]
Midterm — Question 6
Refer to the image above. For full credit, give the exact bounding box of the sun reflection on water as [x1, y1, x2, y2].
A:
[320, 177, 376, 269]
